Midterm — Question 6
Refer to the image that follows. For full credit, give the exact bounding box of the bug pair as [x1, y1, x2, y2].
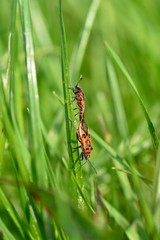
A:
[70, 76, 93, 161]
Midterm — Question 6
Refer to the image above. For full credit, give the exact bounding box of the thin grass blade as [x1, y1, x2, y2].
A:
[18, 0, 47, 186]
[59, 0, 75, 169]
[104, 42, 159, 149]
[59, 0, 89, 211]
[70, 0, 101, 80]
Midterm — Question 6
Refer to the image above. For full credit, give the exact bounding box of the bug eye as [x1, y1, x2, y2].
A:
[82, 134, 86, 138]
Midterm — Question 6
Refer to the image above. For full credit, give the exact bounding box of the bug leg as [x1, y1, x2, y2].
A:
[74, 112, 79, 117]
[76, 132, 81, 142]
[68, 97, 76, 105]
[79, 152, 84, 161]
[72, 145, 81, 151]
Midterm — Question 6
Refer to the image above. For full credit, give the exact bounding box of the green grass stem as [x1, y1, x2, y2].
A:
[59, 0, 88, 210]
[59, 0, 75, 171]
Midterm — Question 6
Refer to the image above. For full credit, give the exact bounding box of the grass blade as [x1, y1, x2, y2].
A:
[59, 0, 90, 211]
[105, 45, 159, 237]
[58, 6, 87, 213]
[18, 0, 47, 186]
[59, 0, 75, 169]
[104, 41, 159, 149]
[70, 0, 101, 80]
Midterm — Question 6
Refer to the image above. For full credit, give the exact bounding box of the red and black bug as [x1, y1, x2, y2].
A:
[69, 75, 85, 122]
[76, 121, 96, 173]
[76, 121, 93, 160]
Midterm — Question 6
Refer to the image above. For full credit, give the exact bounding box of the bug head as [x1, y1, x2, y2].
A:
[69, 75, 83, 93]
[69, 85, 81, 94]
[74, 85, 82, 93]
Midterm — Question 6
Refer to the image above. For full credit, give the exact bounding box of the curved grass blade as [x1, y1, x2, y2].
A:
[18, 0, 47, 186]
[104, 42, 159, 149]
[70, 0, 101, 81]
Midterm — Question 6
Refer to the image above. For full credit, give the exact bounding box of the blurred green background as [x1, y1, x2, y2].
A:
[0, 0, 160, 239]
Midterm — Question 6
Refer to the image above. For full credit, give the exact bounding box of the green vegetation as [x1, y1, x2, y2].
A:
[0, 0, 160, 239]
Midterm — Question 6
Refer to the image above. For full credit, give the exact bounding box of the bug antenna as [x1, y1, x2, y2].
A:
[76, 160, 97, 174]
[76, 160, 87, 173]
[75, 75, 83, 87]
[88, 160, 97, 175]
